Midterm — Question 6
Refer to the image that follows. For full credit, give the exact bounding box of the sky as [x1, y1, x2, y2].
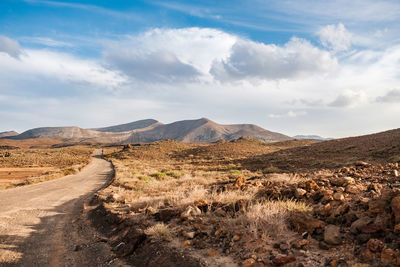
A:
[0, 0, 400, 138]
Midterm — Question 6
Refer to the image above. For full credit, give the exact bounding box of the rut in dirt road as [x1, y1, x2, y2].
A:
[0, 150, 115, 266]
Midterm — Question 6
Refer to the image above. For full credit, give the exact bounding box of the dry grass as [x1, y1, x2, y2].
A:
[0, 145, 93, 189]
[144, 223, 172, 241]
[232, 200, 311, 238]
[102, 139, 314, 246]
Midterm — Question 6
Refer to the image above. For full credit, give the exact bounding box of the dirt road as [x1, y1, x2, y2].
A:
[0, 150, 118, 266]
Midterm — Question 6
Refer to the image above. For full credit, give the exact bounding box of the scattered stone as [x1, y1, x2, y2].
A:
[242, 258, 256, 267]
[292, 239, 308, 249]
[355, 161, 370, 167]
[295, 188, 307, 198]
[181, 206, 202, 219]
[333, 192, 345, 201]
[289, 212, 325, 234]
[359, 247, 374, 262]
[381, 248, 396, 265]
[368, 199, 387, 213]
[234, 177, 246, 187]
[232, 234, 241, 241]
[324, 225, 342, 245]
[361, 224, 385, 234]
[279, 243, 289, 252]
[319, 241, 330, 250]
[183, 231, 195, 239]
[366, 238, 385, 252]
[350, 217, 373, 234]
[394, 224, 400, 233]
[272, 255, 296, 266]
[207, 249, 219, 257]
[394, 170, 399, 177]
[346, 185, 360, 194]
[181, 240, 191, 248]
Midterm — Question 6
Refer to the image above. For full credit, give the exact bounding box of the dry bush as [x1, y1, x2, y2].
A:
[144, 223, 172, 241]
[232, 200, 311, 238]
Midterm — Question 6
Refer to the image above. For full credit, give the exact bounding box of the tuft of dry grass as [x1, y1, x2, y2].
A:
[232, 200, 312, 238]
[144, 223, 172, 241]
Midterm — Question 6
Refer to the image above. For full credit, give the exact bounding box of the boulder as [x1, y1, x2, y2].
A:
[324, 225, 342, 245]
[350, 217, 373, 234]
[289, 212, 325, 234]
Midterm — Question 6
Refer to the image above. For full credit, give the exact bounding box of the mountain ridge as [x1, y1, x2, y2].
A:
[6, 118, 292, 143]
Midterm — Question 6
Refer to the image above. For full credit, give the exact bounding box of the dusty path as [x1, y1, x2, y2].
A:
[0, 150, 119, 266]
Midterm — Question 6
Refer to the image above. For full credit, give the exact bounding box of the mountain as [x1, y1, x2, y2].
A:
[293, 135, 333, 141]
[8, 118, 292, 143]
[91, 119, 161, 132]
[0, 131, 18, 138]
[126, 118, 291, 143]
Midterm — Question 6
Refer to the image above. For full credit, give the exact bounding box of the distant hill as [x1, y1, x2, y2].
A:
[126, 118, 291, 143]
[8, 118, 292, 144]
[0, 131, 18, 138]
[91, 119, 161, 132]
[293, 135, 333, 141]
[239, 128, 400, 171]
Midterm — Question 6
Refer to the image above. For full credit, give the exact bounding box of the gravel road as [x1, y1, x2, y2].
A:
[0, 150, 119, 266]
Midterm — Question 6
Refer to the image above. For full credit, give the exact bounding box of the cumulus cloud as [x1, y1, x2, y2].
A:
[376, 89, 400, 103]
[211, 37, 337, 82]
[104, 50, 201, 83]
[103, 27, 237, 82]
[0, 49, 126, 89]
[317, 23, 352, 52]
[329, 91, 367, 107]
[0, 35, 21, 58]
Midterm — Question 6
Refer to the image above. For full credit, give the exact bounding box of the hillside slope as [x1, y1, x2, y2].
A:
[91, 119, 161, 132]
[239, 128, 400, 171]
[126, 118, 292, 143]
[0, 131, 18, 138]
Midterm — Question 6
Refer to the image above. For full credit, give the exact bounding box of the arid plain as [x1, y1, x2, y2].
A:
[1, 120, 400, 266]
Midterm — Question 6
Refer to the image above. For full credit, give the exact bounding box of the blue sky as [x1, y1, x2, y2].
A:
[1, 0, 400, 137]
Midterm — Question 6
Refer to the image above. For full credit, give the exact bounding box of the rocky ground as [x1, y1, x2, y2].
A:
[94, 138, 400, 266]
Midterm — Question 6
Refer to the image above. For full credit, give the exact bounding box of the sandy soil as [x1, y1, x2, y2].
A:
[0, 167, 55, 182]
[0, 150, 122, 266]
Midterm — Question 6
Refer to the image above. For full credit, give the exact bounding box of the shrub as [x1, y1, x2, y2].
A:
[144, 223, 172, 241]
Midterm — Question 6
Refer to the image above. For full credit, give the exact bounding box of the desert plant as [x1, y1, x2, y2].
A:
[144, 223, 172, 241]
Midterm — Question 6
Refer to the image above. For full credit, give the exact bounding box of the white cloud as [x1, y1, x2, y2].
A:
[211, 37, 337, 82]
[0, 35, 21, 58]
[328, 91, 367, 107]
[376, 89, 400, 103]
[103, 28, 237, 82]
[317, 23, 352, 52]
[21, 37, 73, 48]
[0, 49, 126, 90]
[268, 110, 307, 119]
